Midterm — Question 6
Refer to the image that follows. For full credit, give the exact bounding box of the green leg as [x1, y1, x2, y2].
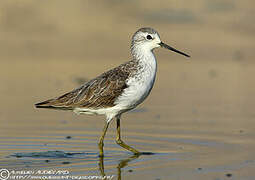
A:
[115, 116, 140, 154]
[98, 155, 106, 179]
[98, 121, 110, 157]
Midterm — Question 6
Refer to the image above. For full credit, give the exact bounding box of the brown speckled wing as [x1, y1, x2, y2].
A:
[35, 61, 138, 110]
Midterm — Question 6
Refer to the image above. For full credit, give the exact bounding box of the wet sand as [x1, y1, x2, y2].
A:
[1, 1, 255, 180]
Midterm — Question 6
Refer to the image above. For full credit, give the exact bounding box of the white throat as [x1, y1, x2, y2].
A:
[131, 44, 157, 68]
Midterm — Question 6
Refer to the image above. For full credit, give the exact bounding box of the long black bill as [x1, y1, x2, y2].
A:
[159, 42, 190, 58]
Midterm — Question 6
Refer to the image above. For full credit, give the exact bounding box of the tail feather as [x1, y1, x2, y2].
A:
[34, 99, 73, 110]
[35, 85, 85, 110]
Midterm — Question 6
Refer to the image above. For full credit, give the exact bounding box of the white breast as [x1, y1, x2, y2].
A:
[114, 51, 157, 111]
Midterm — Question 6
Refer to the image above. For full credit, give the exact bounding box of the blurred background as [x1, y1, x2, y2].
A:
[0, 0, 255, 179]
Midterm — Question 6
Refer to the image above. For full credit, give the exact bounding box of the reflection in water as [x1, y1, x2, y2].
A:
[10, 150, 147, 180]
[99, 154, 141, 180]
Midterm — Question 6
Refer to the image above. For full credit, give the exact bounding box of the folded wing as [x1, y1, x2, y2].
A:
[35, 61, 135, 110]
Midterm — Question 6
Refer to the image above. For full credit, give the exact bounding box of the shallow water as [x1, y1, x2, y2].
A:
[1, 1, 255, 180]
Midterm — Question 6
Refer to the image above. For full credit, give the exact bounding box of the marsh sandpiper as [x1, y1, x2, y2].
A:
[35, 27, 190, 156]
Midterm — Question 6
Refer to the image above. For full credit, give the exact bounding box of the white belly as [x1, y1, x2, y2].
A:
[114, 62, 157, 111]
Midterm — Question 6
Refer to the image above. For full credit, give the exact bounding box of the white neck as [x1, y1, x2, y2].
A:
[131, 44, 157, 68]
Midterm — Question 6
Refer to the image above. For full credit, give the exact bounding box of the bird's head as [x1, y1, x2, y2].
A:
[131, 27, 190, 58]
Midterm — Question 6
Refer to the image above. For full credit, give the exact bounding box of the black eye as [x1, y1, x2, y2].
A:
[146, 35, 152, 40]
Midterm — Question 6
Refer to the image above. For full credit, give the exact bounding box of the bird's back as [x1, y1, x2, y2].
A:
[35, 60, 139, 110]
